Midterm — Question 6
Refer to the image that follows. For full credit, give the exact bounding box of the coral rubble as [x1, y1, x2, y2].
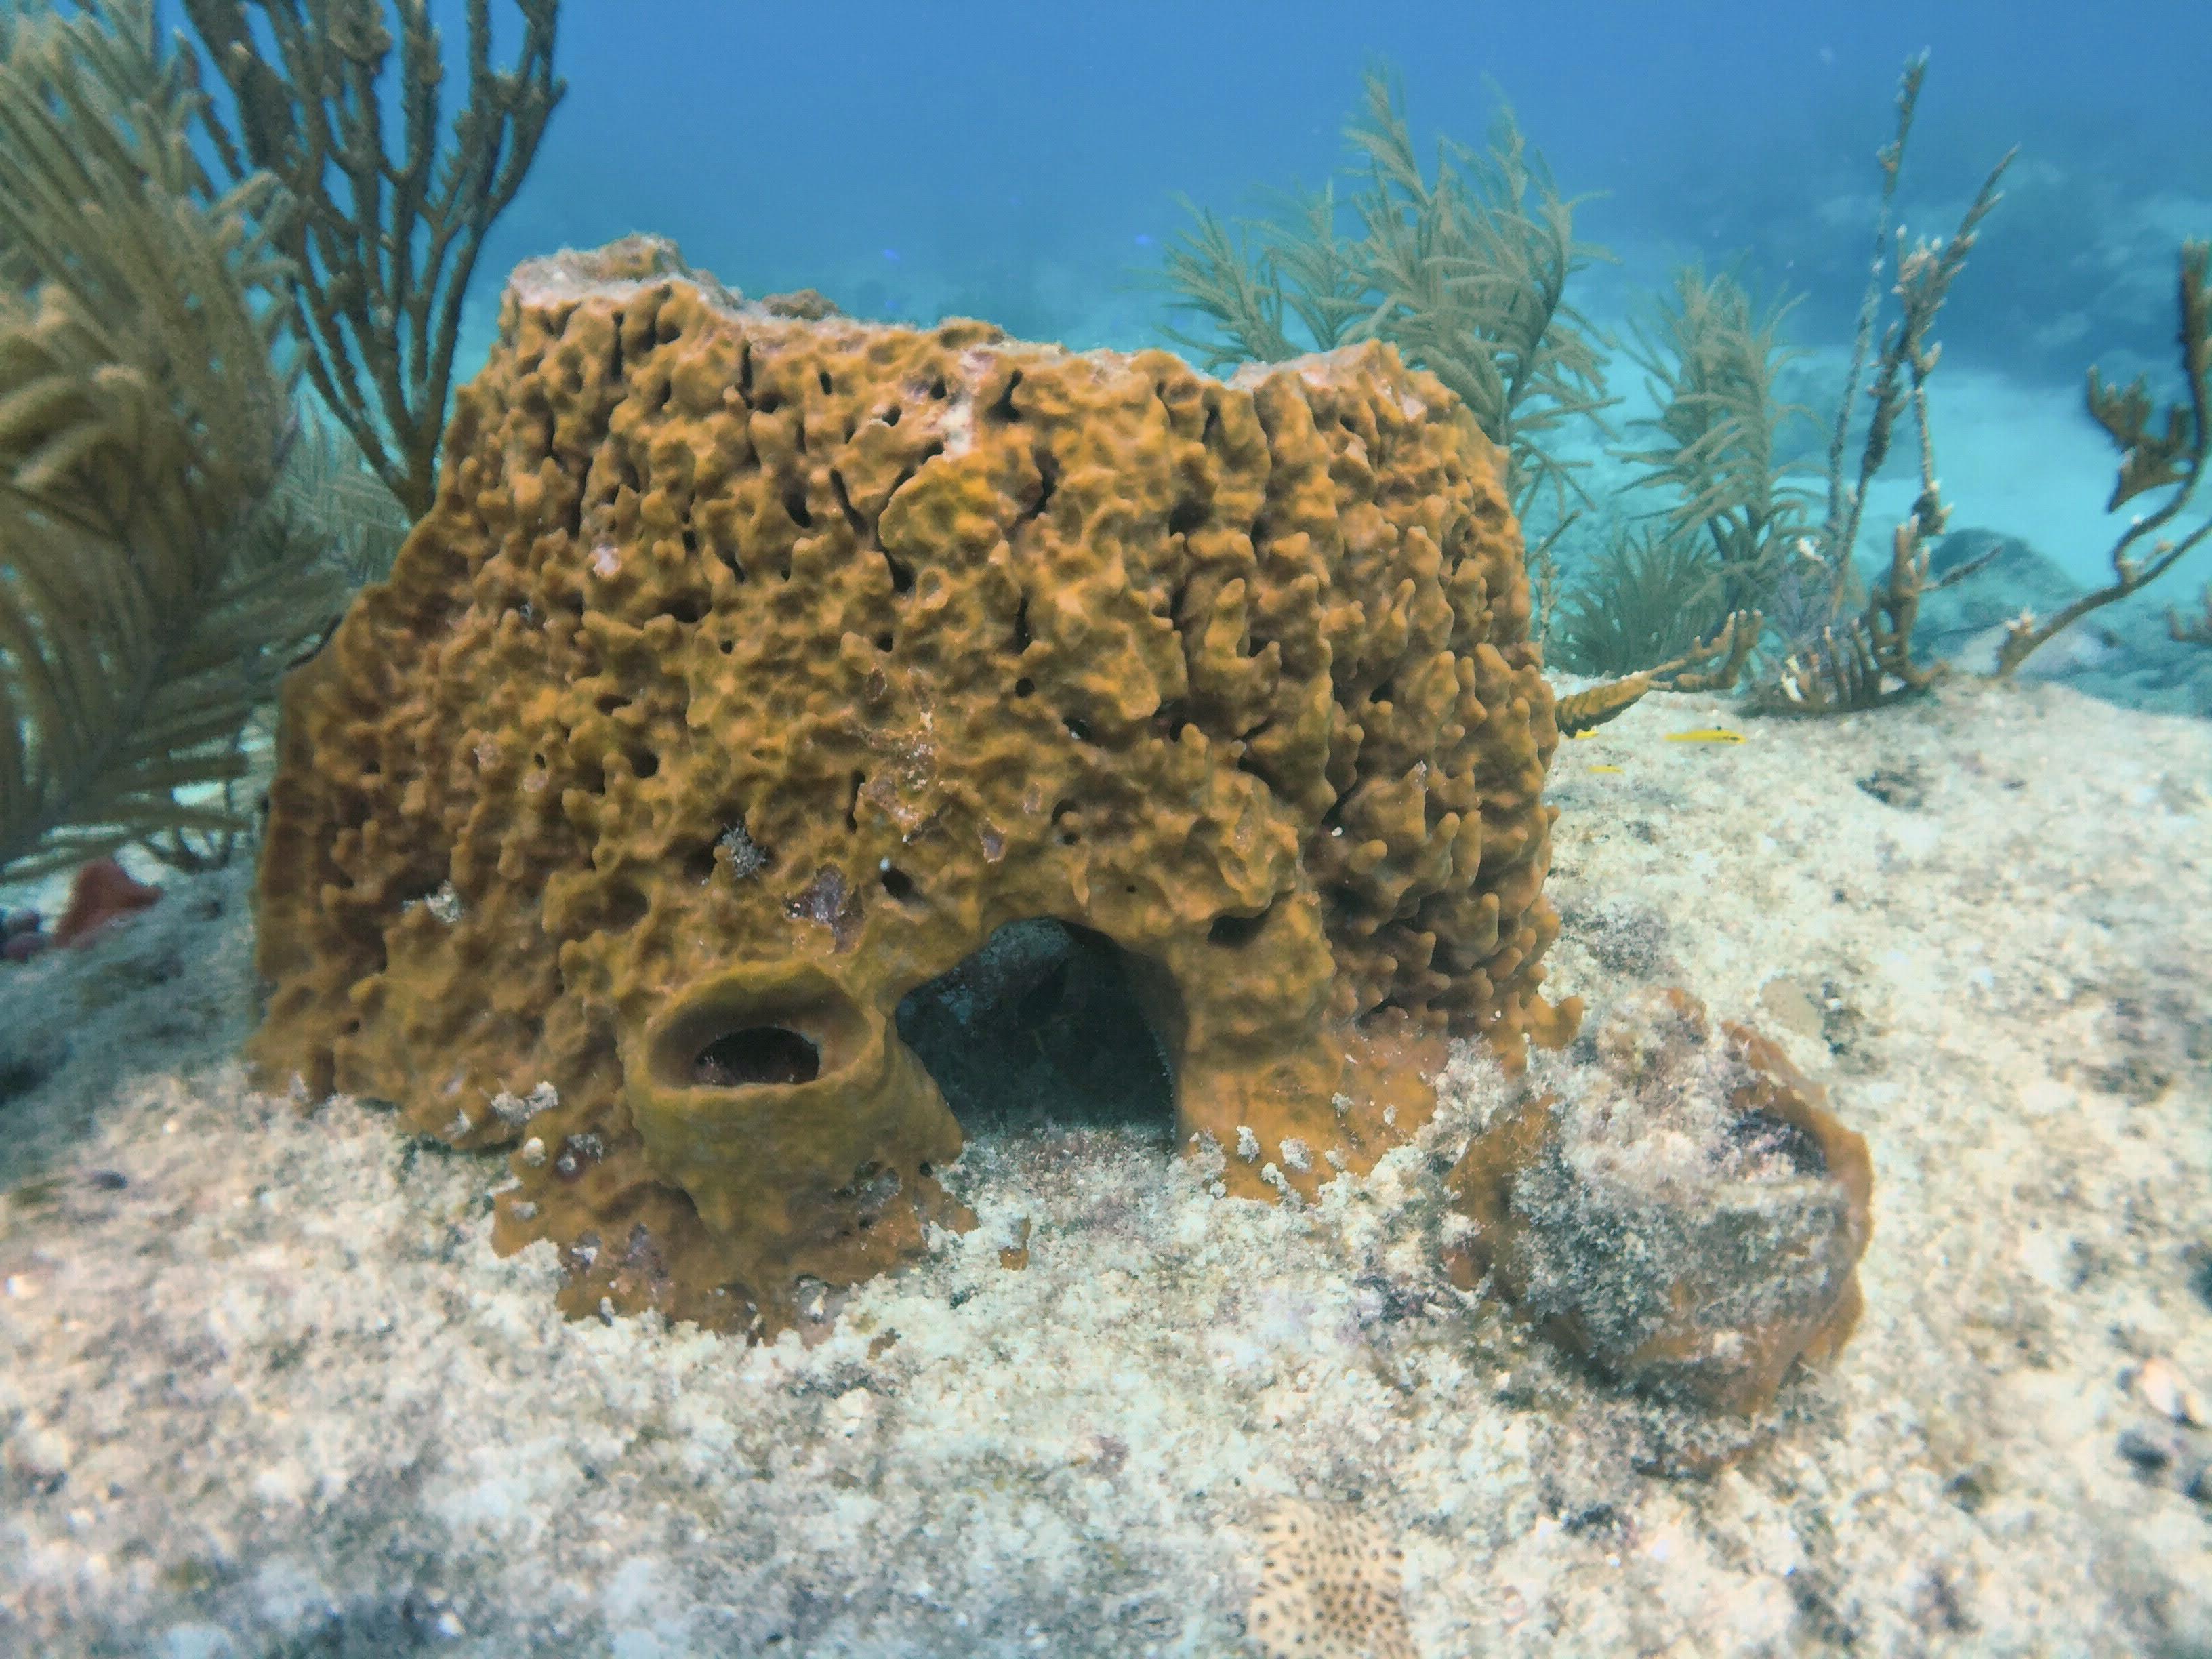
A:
[251, 237, 1576, 1332]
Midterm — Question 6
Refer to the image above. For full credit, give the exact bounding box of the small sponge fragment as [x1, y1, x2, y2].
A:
[1449, 987, 1873, 1416]
[1246, 1498, 1416, 1659]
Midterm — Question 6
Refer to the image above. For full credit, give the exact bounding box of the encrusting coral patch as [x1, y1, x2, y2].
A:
[1246, 1496, 1417, 1659]
[250, 236, 1577, 1334]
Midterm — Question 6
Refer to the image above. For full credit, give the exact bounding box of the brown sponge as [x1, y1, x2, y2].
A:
[251, 238, 1578, 1332]
[1448, 988, 1873, 1418]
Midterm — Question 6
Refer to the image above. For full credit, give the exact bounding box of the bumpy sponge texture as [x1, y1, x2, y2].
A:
[251, 239, 1574, 1331]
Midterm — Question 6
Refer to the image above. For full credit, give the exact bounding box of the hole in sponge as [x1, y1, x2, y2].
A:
[693, 1027, 821, 1088]
[1725, 1107, 1830, 1176]
[1208, 906, 1273, 947]
[895, 919, 1178, 1140]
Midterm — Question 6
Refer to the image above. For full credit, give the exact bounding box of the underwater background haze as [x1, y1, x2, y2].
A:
[1, 2, 2208, 1653]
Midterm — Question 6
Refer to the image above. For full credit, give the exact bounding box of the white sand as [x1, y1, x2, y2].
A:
[2, 678, 2207, 1657]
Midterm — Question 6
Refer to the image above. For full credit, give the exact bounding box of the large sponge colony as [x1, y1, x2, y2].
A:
[251, 237, 1577, 1332]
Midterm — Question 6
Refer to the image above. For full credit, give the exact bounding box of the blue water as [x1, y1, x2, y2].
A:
[455, 0, 2210, 394]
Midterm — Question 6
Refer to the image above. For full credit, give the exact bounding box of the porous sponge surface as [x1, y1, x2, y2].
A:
[251, 241, 1574, 1332]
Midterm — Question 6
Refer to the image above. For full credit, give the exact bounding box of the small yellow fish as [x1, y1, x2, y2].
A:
[1664, 728, 1745, 744]
[1586, 764, 1623, 774]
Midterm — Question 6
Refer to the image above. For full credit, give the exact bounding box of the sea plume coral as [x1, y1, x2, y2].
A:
[0, 0, 340, 880]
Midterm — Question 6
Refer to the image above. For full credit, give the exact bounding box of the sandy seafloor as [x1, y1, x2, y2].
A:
[1, 678, 2207, 1658]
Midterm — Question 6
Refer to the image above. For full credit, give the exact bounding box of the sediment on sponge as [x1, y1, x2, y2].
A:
[251, 236, 1578, 1334]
